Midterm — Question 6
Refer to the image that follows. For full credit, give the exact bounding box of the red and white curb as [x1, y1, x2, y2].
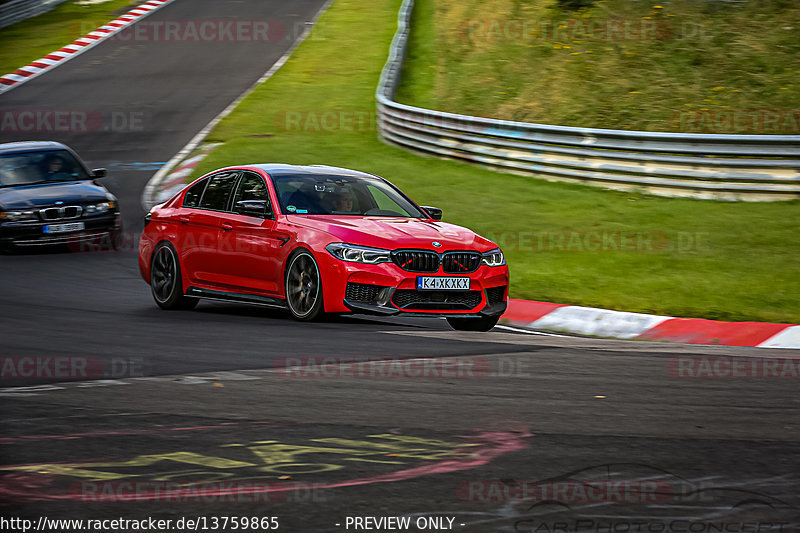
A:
[0, 0, 175, 95]
[502, 299, 800, 349]
[148, 143, 220, 204]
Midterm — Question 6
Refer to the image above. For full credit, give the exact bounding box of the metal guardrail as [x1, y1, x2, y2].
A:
[0, 0, 69, 29]
[375, 0, 800, 201]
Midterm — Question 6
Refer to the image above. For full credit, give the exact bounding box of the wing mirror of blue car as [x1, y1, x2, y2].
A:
[421, 206, 442, 220]
[235, 199, 272, 219]
[92, 168, 107, 178]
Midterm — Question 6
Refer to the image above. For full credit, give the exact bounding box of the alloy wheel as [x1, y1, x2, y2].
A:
[286, 252, 321, 319]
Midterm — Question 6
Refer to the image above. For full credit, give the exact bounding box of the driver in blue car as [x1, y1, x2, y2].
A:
[43, 155, 72, 181]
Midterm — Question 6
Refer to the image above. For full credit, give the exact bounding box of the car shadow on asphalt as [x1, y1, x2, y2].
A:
[191, 301, 433, 329]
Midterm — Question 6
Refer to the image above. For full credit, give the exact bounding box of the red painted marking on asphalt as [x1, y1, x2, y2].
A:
[0, 431, 531, 502]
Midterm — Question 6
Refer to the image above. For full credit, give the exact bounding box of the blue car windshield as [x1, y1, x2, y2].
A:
[0, 150, 90, 187]
[270, 173, 426, 218]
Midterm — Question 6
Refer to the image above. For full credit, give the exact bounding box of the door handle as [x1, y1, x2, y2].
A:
[221, 223, 233, 231]
[178, 216, 190, 224]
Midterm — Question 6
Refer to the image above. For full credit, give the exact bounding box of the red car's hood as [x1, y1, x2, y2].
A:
[287, 215, 497, 252]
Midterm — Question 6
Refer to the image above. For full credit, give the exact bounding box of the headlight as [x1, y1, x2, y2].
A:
[326, 243, 391, 264]
[84, 201, 116, 215]
[481, 248, 505, 267]
[0, 210, 38, 222]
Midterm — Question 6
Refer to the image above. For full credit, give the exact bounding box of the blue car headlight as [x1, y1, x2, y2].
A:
[481, 248, 506, 267]
[326, 243, 392, 264]
[83, 201, 117, 215]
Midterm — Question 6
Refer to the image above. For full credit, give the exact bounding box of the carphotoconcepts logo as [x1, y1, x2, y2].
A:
[671, 110, 800, 134]
[482, 230, 709, 254]
[457, 479, 673, 504]
[0, 356, 146, 380]
[461, 18, 674, 42]
[666, 356, 800, 379]
[514, 519, 791, 533]
[0, 110, 145, 133]
[73, 481, 326, 503]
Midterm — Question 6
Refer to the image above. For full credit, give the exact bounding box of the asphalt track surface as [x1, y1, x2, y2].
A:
[1, 1, 799, 531]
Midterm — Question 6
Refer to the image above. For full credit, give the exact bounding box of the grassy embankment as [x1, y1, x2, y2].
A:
[396, 0, 800, 133]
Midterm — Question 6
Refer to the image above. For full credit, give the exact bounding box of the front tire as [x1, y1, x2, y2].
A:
[446, 316, 499, 332]
[285, 249, 324, 321]
[150, 241, 198, 310]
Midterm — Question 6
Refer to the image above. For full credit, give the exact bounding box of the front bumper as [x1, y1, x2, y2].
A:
[319, 253, 509, 317]
[0, 213, 121, 249]
[343, 292, 507, 318]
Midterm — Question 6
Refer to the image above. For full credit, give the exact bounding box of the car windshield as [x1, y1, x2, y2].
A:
[271, 173, 426, 218]
[0, 149, 90, 187]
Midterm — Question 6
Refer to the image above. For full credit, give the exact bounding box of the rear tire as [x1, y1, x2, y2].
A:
[150, 241, 198, 310]
[446, 316, 499, 332]
[285, 249, 324, 321]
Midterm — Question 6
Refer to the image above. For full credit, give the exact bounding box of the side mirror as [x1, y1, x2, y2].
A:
[420, 205, 442, 220]
[235, 199, 272, 218]
[92, 168, 107, 178]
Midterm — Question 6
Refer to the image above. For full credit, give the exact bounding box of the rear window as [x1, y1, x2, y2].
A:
[182, 178, 208, 208]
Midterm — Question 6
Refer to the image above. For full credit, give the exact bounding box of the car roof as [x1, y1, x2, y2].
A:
[0, 141, 71, 155]
[244, 164, 380, 179]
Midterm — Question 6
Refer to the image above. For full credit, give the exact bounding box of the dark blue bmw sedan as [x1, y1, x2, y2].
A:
[0, 141, 121, 251]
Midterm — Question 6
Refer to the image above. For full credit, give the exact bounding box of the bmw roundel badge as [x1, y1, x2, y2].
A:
[432, 241, 442, 248]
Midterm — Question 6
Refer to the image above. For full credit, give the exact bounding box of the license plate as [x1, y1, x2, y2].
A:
[417, 276, 470, 291]
[43, 222, 85, 234]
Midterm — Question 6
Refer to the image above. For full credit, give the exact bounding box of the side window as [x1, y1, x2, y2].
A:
[199, 172, 238, 211]
[183, 178, 208, 208]
[231, 172, 271, 217]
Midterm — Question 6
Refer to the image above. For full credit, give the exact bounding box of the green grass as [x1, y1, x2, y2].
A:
[0, 0, 143, 77]
[396, 0, 800, 133]
[186, 0, 799, 323]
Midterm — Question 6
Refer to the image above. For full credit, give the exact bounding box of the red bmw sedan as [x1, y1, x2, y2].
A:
[138, 164, 508, 331]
